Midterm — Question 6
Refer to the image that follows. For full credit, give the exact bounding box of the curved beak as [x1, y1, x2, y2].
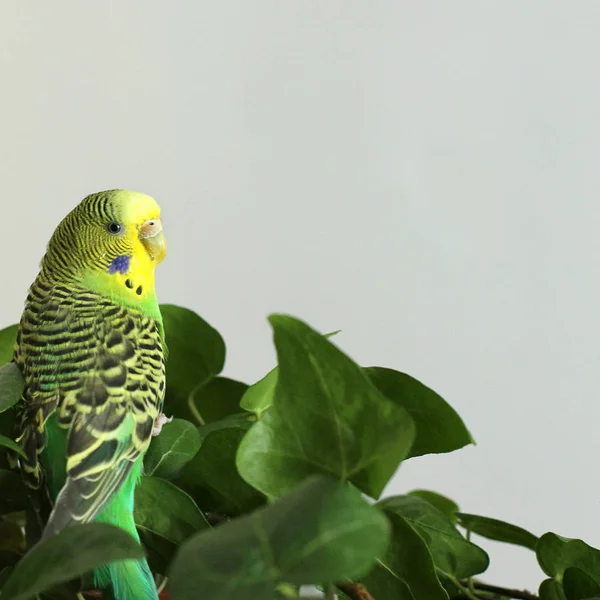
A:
[139, 218, 167, 264]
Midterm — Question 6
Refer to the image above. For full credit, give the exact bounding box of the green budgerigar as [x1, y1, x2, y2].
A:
[11, 190, 168, 599]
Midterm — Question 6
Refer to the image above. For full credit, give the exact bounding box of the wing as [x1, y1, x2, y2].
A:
[14, 281, 165, 539]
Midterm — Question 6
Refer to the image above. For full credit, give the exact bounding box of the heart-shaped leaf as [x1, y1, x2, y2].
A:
[0, 435, 25, 459]
[0, 523, 145, 600]
[0, 471, 29, 515]
[0, 364, 24, 413]
[239, 367, 277, 419]
[0, 516, 25, 553]
[135, 476, 209, 542]
[362, 512, 449, 600]
[408, 490, 459, 523]
[379, 495, 489, 580]
[190, 377, 248, 424]
[562, 566, 600, 600]
[0, 326, 17, 367]
[537, 533, 600, 584]
[144, 419, 201, 480]
[135, 476, 210, 574]
[239, 333, 339, 420]
[539, 578, 567, 600]
[237, 315, 416, 499]
[178, 416, 264, 516]
[457, 512, 538, 551]
[160, 305, 225, 424]
[168, 475, 390, 600]
[365, 367, 473, 458]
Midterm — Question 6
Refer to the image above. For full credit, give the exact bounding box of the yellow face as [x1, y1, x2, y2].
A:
[113, 190, 167, 266]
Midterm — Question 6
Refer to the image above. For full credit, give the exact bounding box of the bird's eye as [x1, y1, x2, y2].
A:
[106, 221, 123, 235]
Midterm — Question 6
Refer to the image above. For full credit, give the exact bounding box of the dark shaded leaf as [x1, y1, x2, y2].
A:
[539, 578, 567, 600]
[38, 582, 81, 600]
[0, 409, 16, 470]
[365, 367, 473, 458]
[135, 476, 209, 543]
[0, 326, 17, 367]
[0, 523, 145, 600]
[135, 476, 210, 575]
[0, 551, 19, 571]
[237, 316, 416, 499]
[178, 418, 264, 516]
[144, 419, 201, 480]
[563, 567, 600, 600]
[408, 490, 459, 523]
[191, 377, 248, 424]
[160, 305, 225, 424]
[0, 435, 25, 459]
[0, 470, 29, 515]
[379, 495, 489, 579]
[196, 412, 253, 441]
[457, 512, 538, 551]
[362, 512, 449, 600]
[0, 364, 24, 414]
[168, 476, 390, 600]
[0, 566, 12, 588]
[0, 516, 25, 553]
[537, 533, 600, 584]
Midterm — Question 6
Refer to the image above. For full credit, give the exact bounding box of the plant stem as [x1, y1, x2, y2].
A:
[336, 582, 375, 600]
[460, 581, 538, 600]
[187, 388, 205, 426]
[453, 578, 481, 600]
[324, 584, 336, 599]
[157, 576, 168, 594]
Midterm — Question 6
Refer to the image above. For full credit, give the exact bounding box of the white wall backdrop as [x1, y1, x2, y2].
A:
[2, 1, 599, 590]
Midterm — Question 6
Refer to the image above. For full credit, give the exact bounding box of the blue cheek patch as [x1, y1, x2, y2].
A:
[108, 255, 131, 275]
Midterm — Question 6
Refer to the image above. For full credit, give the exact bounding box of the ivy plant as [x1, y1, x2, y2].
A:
[0, 305, 589, 600]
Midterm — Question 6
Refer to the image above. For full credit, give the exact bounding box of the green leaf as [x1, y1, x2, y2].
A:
[239, 331, 341, 421]
[0, 435, 25, 459]
[0, 325, 17, 367]
[190, 377, 249, 424]
[362, 512, 449, 600]
[38, 585, 81, 600]
[0, 523, 145, 600]
[379, 495, 489, 579]
[0, 409, 16, 470]
[0, 516, 25, 553]
[144, 418, 201, 480]
[408, 490, 459, 523]
[0, 470, 29, 515]
[0, 567, 12, 589]
[0, 551, 20, 570]
[537, 533, 600, 584]
[563, 567, 600, 600]
[135, 476, 210, 543]
[135, 476, 210, 574]
[539, 578, 567, 600]
[160, 304, 226, 423]
[0, 363, 24, 413]
[237, 315, 416, 499]
[239, 366, 278, 419]
[365, 367, 473, 458]
[178, 417, 265, 516]
[457, 512, 538, 551]
[168, 475, 391, 600]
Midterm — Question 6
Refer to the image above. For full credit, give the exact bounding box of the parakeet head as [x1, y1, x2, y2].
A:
[40, 190, 166, 301]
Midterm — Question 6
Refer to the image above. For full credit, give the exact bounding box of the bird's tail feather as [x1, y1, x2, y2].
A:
[91, 461, 158, 599]
[94, 557, 158, 600]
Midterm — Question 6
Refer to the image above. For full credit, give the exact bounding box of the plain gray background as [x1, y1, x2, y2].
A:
[1, 1, 598, 590]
